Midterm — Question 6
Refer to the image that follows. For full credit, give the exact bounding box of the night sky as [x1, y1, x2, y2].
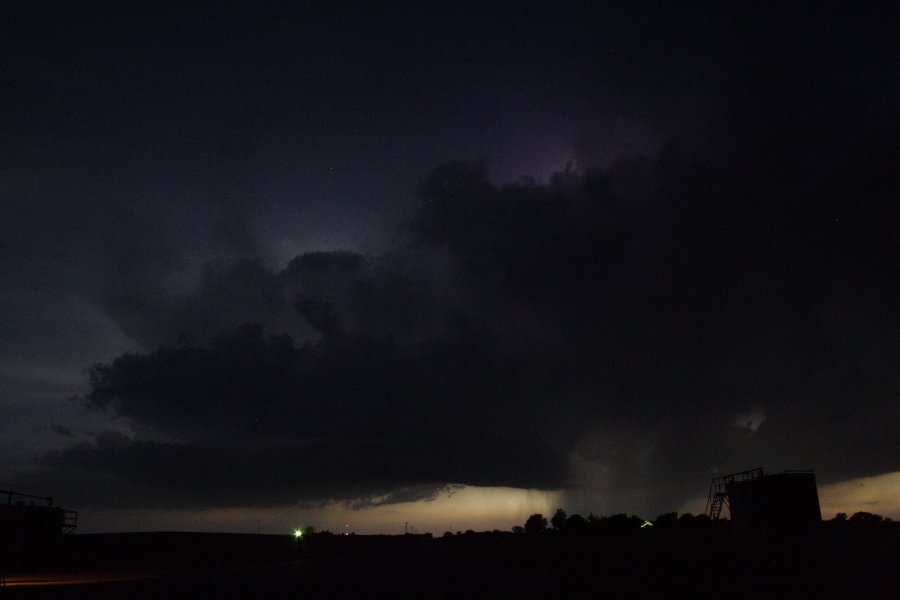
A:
[2, 3, 898, 534]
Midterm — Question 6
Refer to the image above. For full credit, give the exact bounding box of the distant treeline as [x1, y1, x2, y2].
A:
[482, 509, 896, 537]
[304, 509, 894, 540]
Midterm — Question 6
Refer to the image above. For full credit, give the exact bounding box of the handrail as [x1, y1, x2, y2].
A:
[1, 490, 53, 507]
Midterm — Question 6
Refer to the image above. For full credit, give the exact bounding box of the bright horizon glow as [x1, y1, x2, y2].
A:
[67, 471, 900, 535]
[74, 485, 562, 535]
[817, 471, 900, 519]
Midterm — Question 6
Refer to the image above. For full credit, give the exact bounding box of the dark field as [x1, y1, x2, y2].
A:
[3, 525, 899, 599]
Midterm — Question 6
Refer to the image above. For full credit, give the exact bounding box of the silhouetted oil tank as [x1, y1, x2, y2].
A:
[727, 471, 821, 535]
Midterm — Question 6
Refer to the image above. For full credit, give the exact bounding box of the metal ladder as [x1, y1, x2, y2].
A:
[706, 468, 764, 520]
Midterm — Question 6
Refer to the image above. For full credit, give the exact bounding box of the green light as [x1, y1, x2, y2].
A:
[640, 520, 654, 528]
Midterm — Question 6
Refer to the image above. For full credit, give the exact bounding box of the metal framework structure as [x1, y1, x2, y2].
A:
[1, 489, 78, 533]
[705, 468, 763, 520]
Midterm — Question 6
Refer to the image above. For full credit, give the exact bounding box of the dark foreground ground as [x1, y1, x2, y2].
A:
[3, 524, 899, 599]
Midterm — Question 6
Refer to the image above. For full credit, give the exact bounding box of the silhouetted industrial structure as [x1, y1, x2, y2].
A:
[1, 490, 77, 568]
[706, 468, 821, 534]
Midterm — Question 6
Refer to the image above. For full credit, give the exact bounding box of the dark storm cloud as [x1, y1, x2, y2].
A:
[47, 321, 566, 507]
[99, 242, 466, 350]
[5, 2, 897, 514]
[50, 424, 74, 437]
[42, 119, 899, 509]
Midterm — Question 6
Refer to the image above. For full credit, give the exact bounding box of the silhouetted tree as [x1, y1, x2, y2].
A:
[849, 511, 884, 525]
[551, 508, 567, 531]
[654, 512, 678, 528]
[602, 513, 643, 533]
[511, 525, 524, 535]
[524, 513, 548, 535]
[678, 513, 711, 527]
[565, 514, 588, 533]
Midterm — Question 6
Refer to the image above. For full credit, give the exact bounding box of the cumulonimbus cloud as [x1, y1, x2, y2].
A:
[43, 135, 900, 510]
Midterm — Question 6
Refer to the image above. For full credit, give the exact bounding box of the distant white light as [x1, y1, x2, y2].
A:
[294, 529, 303, 538]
